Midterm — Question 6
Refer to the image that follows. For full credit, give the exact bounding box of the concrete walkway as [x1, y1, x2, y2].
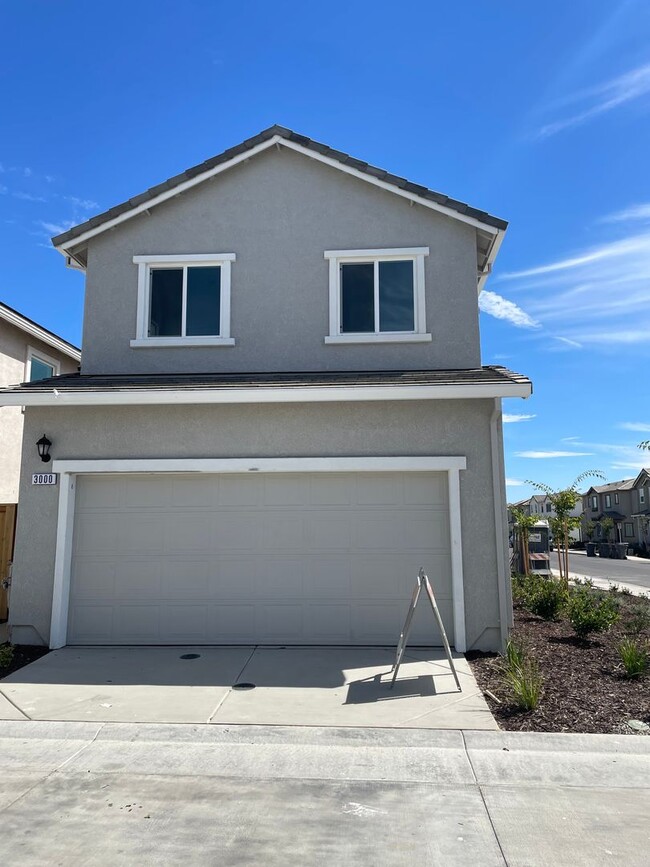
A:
[0, 720, 648, 866]
[0, 645, 496, 729]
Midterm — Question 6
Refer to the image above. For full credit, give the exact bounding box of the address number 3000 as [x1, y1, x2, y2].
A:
[32, 473, 58, 485]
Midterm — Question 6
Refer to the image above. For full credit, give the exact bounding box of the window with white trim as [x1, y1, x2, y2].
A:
[131, 254, 235, 348]
[323, 248, 431, 344]
[26, 347, 59, 382]
[641, 488, 646, 505]
[605, 494, 611, 508]
[624, 522, 634, 538]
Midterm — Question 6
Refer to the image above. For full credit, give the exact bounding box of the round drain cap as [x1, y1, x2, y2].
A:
[180, 653, 201, 660]
[232, 682, 256, 691]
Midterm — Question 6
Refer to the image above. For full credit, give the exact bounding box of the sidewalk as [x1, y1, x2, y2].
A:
[1, 720, 648, 865]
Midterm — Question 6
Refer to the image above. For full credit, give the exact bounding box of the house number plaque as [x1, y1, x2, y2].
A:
[32, 473, 58, 486]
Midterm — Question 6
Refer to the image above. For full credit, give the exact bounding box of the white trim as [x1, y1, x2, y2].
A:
[48, 455, 467, 649]
[447, 468, 466, 653]
[49, 473, 76, 649]
[490, 398, 511, 647]
[133, 254, 235, 345]
[52, 456, 468, 475]
[130, 337, 236, 348]
[0, 380, 533, 407]
[324, 247, 430, 260]
[325, 248, 429, 342]
[55, 135, 501, 257]
[0, 305, 80, 362]
[477, 230, 505, 294]
[324, 334, 432, 345]
[25, 346, 61, 382]
[133, 253, 236, 264]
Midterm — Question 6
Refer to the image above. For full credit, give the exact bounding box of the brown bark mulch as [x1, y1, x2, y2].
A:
[467, 593, 650, 734]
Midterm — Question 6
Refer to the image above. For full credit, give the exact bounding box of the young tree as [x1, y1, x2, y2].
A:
[526, 471, 604, 591]
[510, 507, 538, 576]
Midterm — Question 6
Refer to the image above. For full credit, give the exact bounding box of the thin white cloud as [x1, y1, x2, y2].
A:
[600, 203, 650, 223]
[552, 335, 583, 349]
[535, 62, 650, 139]
[515, 451, 594, 459]
[13, 191, 46, 202]
[478, 290, 539, 329]
[561, 436, 581, 442]
[503, 413, 537, 423]
[35, 219, 76, 235]
[506, 479, 526, 487]
[619, 422, 650, 433]
[65, 195, 98, 210]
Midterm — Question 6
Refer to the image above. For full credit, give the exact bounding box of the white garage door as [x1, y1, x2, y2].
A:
[67, 472, 453, 645]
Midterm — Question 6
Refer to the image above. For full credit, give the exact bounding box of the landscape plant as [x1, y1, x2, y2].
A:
[527, 577, 566, 621]
[566, 586, 620, 638]
[0, 644, 14, 669]
[510, 508, 538, 576]
[617, 638, 649, 678]
[501, 638, 542, 711]
[526, 471, 604, 590]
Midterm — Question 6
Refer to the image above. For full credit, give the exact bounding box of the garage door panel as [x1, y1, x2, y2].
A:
[68, 471, 454, 645]
[303, 558, 351, 598]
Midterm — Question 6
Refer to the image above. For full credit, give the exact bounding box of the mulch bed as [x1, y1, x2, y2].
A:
[467, 592, 650, 734]
[0, 644, 49, 680]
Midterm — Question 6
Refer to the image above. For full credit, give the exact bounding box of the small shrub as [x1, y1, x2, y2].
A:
[528, 578, 566, 621]
[627, 604, 650, 636]
[0, 644, 14, 669]
[567, 587, 620, 638]
[501, 639, 543, 711]
[618, 639, 649, 678]
[511, 573, 530, 605]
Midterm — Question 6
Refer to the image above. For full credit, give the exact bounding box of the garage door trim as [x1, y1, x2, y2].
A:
[50, 456, 467, 651]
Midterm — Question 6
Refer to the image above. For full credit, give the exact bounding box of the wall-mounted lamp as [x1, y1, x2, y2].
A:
[36, 435, 52, 463]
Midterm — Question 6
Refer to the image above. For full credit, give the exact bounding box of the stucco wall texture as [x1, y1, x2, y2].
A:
[10, 399, 504, 651]
[0, 319, 78, 503]
[80, 146, 481, 375]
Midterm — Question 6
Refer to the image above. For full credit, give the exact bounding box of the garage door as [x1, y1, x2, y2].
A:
[67, 472, 453, 645]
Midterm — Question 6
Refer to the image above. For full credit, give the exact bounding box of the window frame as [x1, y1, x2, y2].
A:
[624, 522, 634, 538]
[640, 488, 646, 505]
[323, 247, 431, 344]
[131, 254, 236, 348]
[605, 494, 611, 508]
[25, 346, 60, 382]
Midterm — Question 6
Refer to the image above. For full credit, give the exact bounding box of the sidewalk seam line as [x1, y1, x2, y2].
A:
[207, 646, 258, 724]
[0, 687, 32, 720]
[462, 730, 510, 867]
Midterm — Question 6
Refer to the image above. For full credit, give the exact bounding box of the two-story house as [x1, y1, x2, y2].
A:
[0, 126, 531, 653]
[630, 468, 650, 552]
[0, 303, 80, 621]
[582, 479, 636, 544]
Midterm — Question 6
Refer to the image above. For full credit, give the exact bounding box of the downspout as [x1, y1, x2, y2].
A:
[490, 398, 511, 650]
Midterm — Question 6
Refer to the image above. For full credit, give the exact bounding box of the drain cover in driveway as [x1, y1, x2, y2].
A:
[232, 682, 256, 690]
[180, 653, 201, 660]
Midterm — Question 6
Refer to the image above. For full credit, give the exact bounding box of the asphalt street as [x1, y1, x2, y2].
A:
[550, 550, 650, 594]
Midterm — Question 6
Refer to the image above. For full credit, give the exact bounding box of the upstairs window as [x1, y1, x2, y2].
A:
[26, 348, 59, 382]
[131, 254, 236, 348]
[605, 494, 611, 508]
[641, 488, 646, 506]
[591, 496, 598, 510]
[324, 248, 431, 344]
[614, 493, 619, 504]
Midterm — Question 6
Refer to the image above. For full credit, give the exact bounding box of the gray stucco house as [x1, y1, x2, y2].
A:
[0, 126, 531, 652]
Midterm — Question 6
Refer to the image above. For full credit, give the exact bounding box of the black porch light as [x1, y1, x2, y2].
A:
[36, 435, 52, 463]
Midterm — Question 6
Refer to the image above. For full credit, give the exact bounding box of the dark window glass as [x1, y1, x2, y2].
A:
[149, 269, 182, 336]
[186, 266, 221, 336]
[30, 357, 55, 382]
[378, 260, 414, 332]
[341, 263, 374, 332]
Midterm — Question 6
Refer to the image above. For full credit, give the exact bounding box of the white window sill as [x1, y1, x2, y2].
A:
[130, 337, 236, 348]
[324, 333, 432, 345]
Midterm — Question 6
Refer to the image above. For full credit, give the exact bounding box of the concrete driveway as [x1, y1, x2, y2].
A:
[0, 645, 496, 729]
[1, 720, 648, 866]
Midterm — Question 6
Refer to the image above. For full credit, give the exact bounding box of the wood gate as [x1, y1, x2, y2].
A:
[0, 504, 17, 621]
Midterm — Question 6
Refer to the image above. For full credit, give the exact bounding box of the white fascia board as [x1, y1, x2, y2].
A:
[52, 456, 468, 475]
[324, 247, 430, 259]
[0, 381, 533, 407]
[0, 306, 81, 362]
[55, 136, 501, 258]
[477, 229, 506, 293]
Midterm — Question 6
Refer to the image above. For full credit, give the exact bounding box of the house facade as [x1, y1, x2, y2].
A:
[582, 479, 637, 545]
[630, 468, 650, 552]
[0, 304, 80, 621]
[0, 126, 531, 652]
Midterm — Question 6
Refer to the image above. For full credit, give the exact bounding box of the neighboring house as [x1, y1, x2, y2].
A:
[0, 303, 80, 620]
[0, 125, 531, 652]
[630, 468, 650, 552]
[582, 479, 636, 545]
[507, 494, 581, 542]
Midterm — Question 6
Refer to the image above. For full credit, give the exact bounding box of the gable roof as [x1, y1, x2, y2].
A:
[0, 302, 80, 362]
[632, 467, 650, 487]
[584, 479, 635, 496]
[51, 125, 507, 287]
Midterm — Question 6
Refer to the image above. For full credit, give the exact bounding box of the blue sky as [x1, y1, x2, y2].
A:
[1, 0, 649, 493]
